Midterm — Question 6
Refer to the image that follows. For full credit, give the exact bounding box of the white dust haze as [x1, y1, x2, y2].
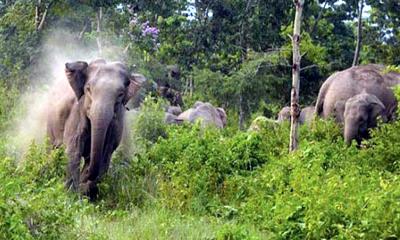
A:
[8, 30, 127, 160]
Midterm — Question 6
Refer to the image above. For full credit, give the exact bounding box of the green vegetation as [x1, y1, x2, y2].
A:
[1, 98, 399, 238]
[0, 1, 399, 239]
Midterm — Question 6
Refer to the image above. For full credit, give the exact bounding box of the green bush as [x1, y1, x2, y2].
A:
[126, 117, 400, 239]
[0, 141, 100, 239]
[131, 96, 167, 146]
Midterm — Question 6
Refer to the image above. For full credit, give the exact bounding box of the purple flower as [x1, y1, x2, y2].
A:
[142, 25, 159, 39]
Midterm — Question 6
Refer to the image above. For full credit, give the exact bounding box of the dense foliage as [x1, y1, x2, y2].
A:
[1, 99, 400, 238]
[0, 0, 399, 239]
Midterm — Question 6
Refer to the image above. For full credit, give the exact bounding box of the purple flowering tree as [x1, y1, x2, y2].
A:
[127, 16, 160, 55]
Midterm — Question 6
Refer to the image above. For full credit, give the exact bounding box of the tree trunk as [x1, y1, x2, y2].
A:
[238, 0, 252, 130]
[35, 0, 53, 32]
[96, 7, 103, 55]
[352, 0, 364, 66]
[289, 0, 304, 152]
[35, 0, 41, 30]
[78, 18, 89, 40]
[239, 93, 245, 130]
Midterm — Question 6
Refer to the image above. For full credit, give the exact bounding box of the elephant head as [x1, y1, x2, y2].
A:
[64, 59, 145, 198]
[343, 93, 385, 145]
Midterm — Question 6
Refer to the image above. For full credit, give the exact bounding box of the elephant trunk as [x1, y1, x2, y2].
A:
[86, 103, 114, 183]
[344, 120, 359, 145]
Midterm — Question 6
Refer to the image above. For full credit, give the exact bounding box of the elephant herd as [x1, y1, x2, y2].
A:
[277, 64, 400, 145]
[46, 60, 400, 200]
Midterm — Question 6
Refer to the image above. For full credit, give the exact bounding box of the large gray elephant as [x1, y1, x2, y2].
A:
[47, 59, 145, 200]
[315, 65, 397, 144]
[359, 64, 400, 87]
[343, 92, 386, 145]
[176, 102, 227, 128]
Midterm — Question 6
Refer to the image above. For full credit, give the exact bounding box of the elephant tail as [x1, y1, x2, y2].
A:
[315, 81, 330, 118]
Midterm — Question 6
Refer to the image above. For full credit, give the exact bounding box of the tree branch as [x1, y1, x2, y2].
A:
[310, 1, 328, 37]
[300, 64, 318, 72]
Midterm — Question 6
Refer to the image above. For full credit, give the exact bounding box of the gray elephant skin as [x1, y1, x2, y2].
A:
[277, 106, 315, 125]
[343, 93, 386, 144]
[176, 101, 227, 128]
[47, 59, 144, 200]
[315, 64, 397, 144]
[277, 106, 291, 123]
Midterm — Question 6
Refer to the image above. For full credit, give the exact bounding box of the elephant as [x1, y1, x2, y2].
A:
[277, 106, 315, 125]
[176, 102, 227, 128]
[299, 106, 315, 125]
[164, 106, 183, 124]
[343, 93, 386, 145]
[358, 64, 400, 87]
[277, 106, 291, 123]
[316, 65, 397, 123]
[47, 59, 145, 200]
[166, 105, 182, 116]
[315, 65, 397, 144]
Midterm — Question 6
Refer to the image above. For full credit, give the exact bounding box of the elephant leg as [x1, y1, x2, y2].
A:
[64, 114, 89, 192]
[65, 139, 83, 192]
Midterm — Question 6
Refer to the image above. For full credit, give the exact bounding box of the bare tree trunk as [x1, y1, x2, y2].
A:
[289, 0, 304, 152]
[35, 0, 54, 32]
[239, 93, 245, 130]
[35, 0, 40, 30]
[78, 18, 89, 40]
[352, 0, 364, 66]
[238, 0, 252, 130]
[189, 77, 193, 97]
[37, 6, 49, 31]
[310, 1, 327, 37]
[96, 7, 103, 55]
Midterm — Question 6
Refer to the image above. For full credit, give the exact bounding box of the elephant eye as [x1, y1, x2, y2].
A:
[117, 91, 124, 100]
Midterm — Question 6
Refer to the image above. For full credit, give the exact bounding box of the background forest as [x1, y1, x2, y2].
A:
[0, 0, 400, 239]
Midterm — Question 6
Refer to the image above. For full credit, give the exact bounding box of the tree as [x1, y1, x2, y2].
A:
[289, 0, 304, 152]
[352, 0, 364, 66]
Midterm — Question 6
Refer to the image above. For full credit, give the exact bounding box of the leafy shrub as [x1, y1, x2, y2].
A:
[0, 141, 99, 239]
[131, 96, 167, 146]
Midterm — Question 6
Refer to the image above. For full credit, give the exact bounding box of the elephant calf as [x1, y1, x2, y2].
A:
[342, 93, 386, 145]
[47, 59, 145, 200]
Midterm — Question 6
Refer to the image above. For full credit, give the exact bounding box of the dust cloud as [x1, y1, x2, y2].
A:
[8, 30, 127, 160]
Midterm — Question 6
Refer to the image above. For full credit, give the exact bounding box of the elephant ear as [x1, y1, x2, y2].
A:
[216, 107, 227, 127]
[123, 73, 146, 105]
[65, 61, 88, 99]
[366, 94, 386, 122]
